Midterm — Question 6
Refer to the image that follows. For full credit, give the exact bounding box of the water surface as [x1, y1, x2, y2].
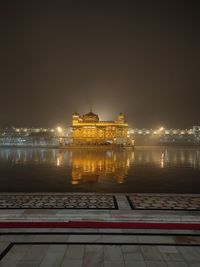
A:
[0, 147, 200, 193]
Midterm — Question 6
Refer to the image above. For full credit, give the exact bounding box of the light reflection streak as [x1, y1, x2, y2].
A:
[0, 148, 200, 185]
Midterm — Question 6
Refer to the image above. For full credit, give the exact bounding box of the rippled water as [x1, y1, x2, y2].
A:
[0, 147, 200, 193]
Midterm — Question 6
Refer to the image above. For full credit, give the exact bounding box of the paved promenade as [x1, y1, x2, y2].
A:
[0, 193, 200, 266]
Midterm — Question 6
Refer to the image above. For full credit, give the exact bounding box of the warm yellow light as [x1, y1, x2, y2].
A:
[159, 127, 164, 131]
[57, 126, 62, 133]
[56, 158, 60, 166]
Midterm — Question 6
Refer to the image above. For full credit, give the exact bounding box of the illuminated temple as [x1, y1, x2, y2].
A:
[72, 111, 134, 146]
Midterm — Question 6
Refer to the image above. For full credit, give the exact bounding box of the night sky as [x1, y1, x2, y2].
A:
[0, 1, 199, 128]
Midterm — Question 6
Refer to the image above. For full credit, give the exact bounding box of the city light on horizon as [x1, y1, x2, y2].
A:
[57, 126, 63, 133]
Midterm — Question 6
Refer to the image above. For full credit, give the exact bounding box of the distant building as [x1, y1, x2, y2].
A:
[129, 126, 200, 145]
[71, 111, 134, 146]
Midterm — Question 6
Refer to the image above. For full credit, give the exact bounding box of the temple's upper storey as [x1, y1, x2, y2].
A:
[72, 111, 127, 126]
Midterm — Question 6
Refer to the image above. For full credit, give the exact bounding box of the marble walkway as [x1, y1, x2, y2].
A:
[0, 193, 200, 223]
[0, 193, 200, 266]
[1, 230, 200, 266]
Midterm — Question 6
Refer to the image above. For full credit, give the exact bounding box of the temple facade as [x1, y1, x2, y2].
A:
[71, 111, 134, 146]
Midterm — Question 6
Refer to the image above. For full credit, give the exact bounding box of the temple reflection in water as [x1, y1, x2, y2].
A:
[0, 147, 200, 188]
[71, 149, 134, 185]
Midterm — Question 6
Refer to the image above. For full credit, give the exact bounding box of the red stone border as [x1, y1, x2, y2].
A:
[0, 221, 200, 230]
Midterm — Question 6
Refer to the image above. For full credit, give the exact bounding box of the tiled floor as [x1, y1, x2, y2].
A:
[0, 194, 117, 209]
[0, 193, 200, 224]
[127, 195, 200, 211]
[1, 233, 200, 267]
[1, 193, 200, 211]
[0, 193, 200, 266]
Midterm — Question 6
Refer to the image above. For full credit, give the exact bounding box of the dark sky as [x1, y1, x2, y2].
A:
[0, 0, 199, 128]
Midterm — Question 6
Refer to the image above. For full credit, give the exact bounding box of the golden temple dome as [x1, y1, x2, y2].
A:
[116, 112, 125, 123]
[73, 112, 79, 117]
[82, 111, 99, 122]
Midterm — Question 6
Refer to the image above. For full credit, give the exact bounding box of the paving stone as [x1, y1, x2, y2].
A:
[115, 196, 131, 210]
[16, 260, 41, 267]
[19, 244, 49, 261]
[104, 245, 124, 261]
[145, 261, 168, 267]
[32, 234, 68, 242]
[39, 245, 67, 267]
[188, 263, 200, 267]
[178, 246, 200, 262]
[83, 245, 104, 267]
[102, 235, 138, 243]
[104, 261, 125, 267]
[0, 259, 18, 267]
[167, 262, 188, 267]
[1, 244, 31, 261]
[174, 236, 200, 244]
[157, 246, 178, 253]
[61, 259, 83, 267]
[64, 245, 84, 260]
[68, 234, 102, 243]
[0, 242, 9, 254]
[138, 235, 175, 244]
[121, 245, 144, 261]
[157, 245, 184, 261]
[141, 246, 163, 260]
[125, 261, 146, 267]
[192, 247, 200, 254]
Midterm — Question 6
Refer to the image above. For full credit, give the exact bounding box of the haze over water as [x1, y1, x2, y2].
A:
[0, 147, 200, 193]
